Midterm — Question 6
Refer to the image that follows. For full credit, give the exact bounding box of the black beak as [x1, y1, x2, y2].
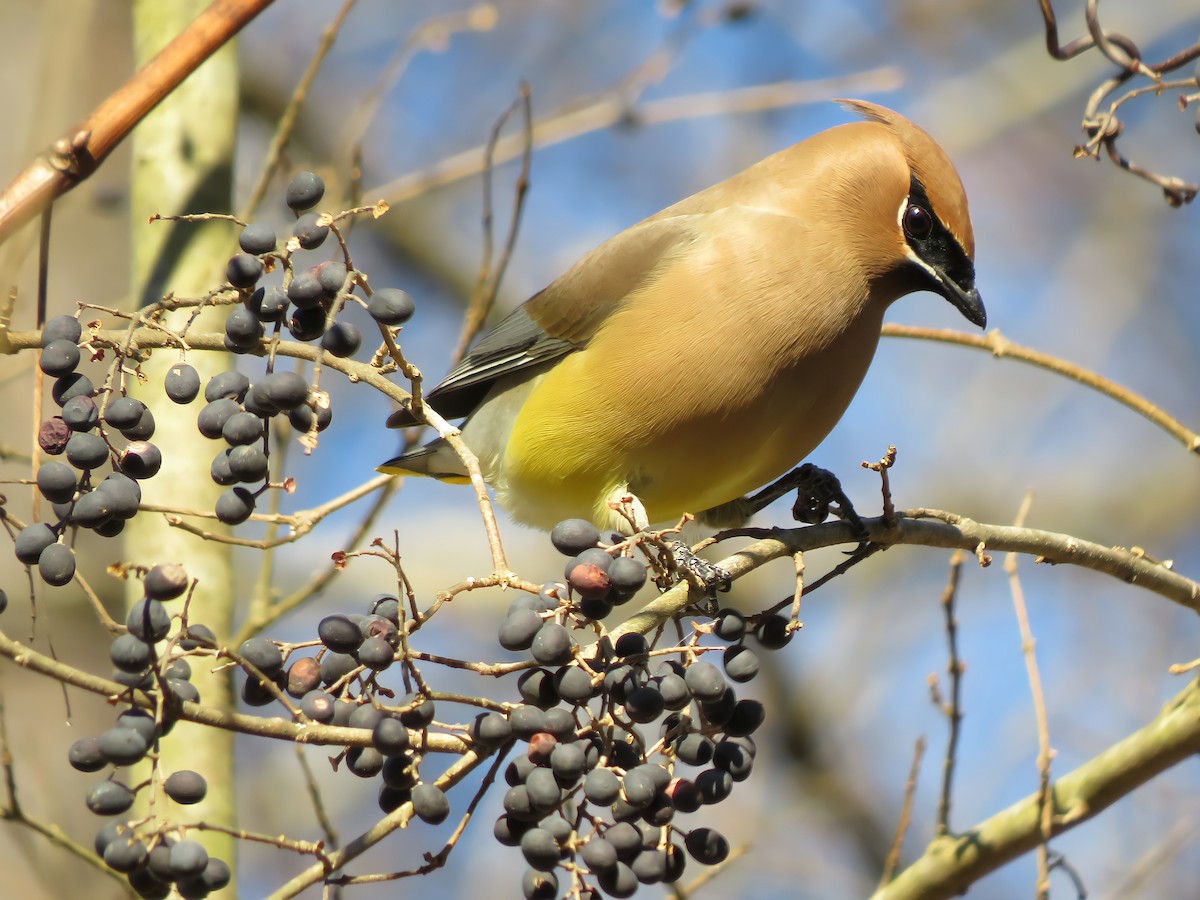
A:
[937, 271, 986, 329]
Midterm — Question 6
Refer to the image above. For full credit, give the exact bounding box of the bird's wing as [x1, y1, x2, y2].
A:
[387, 212, 703, 427]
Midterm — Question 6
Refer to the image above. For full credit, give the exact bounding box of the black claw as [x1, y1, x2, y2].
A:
[789, 464, 831, 525]
[785, 464, 868, 540]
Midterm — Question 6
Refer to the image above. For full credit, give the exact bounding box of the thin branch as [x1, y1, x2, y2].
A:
[453, 82, 534, 365]
[1047, 850, 1089, 899]
[327, 742, 511, 885]
[0, 628, 465, 753]
[31, 208, 51, 524]
[611, 510, 1200, 649]
[863, 445, 898, 524]
[294, 744, 340, 852]
[369, 69, 902, 205]
[788, 551, 805, 622]
[0, 509, 123, 634]
[881, 324, 1200, 455]
[878, 736, 926, 889]
[238, 0, 360, 220]
[232, 478, 400, 645]
[189, 819, 331, 861]
[933, 550, 965, 836]
[1037, 0, 1200, 204]
[758, 542, 882, 619]
[265, 747, 496, 899]
[1109, 815, 1199, 899]
[1004, 493, 1055, 900]
[332, 5, 499, 174]
[0, 698, 138, 897]
[144, 474, 392, 547]
[674, 842, 748, 897]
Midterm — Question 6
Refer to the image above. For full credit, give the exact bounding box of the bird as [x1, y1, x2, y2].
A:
[381, 100, 985, 534]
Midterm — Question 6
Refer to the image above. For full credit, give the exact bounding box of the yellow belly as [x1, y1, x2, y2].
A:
[495, 308, 883, 529]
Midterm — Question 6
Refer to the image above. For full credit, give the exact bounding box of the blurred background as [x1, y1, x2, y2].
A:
[0, 1, 1198, 897]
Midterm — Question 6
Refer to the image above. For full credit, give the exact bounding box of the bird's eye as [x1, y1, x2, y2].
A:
[903, 204, 933, 240]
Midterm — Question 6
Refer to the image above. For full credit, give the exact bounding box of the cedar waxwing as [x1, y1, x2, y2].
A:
[381, 100, 984, 533]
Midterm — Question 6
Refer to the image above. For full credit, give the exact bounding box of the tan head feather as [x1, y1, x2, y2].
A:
[837, 99, 974, 258]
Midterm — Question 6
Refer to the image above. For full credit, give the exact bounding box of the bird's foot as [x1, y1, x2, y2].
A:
[787, 464, 866, 537]
[741, 462, 868, 546]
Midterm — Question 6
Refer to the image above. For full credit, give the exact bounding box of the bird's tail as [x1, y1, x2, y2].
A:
[376, 438, 471, 483]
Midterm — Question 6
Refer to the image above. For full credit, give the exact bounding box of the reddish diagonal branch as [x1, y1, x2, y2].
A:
[0, 0, 275, 246]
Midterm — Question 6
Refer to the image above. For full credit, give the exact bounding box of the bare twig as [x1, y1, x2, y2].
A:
[1109, 815, 1198, 899]
[881, 325, 1200, 454]
[1036, 0, 1200, 204]
[369, 69, 902, 205]
[0, 628, 466, 753]
[862, 445, 898, 524]
[1048, 850, 1089, 899]
[145, 474, 393, 546]
[238, 0, 360, 220]
[265, 747, 496, 898]
[327, 743, 511, 885]
[0, 508, 123, 634]
[454, 83, 534, 365]
[0, 699, 138, 896]
[333, 5, 499, 174]
[1004, 493, 1055, 900]
[674, 843, 748, 897]
[232, 478, 400, 645]
[1168, 657, 1200, 676]
[878, 736, 927, 889]
[788, 551, 805, 622]
[933, 550, 965, 837]
[294, 744, 340, 853]
[31, 209, 51, 523]
[189, 819, 331, 862]
[757, 541, 882, 619]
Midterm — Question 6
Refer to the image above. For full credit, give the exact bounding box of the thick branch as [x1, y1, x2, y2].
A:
[873, 676, 1200, 900]
[610, 511, 1199, 645]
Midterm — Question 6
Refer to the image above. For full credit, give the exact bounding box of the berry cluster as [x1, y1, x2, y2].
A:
[482, 518, 789, 898]
[66, 563, 231, 899]
[17, 170, 419, 575]
[18, 314, 163, 586]
[205, 170, 417, 523]
[208, 511, 787, 898]
[221, 171, 414, 358]
[234, 593, 452, 825]
[11, 169, 425, 894]
[196, 367, 317, 524]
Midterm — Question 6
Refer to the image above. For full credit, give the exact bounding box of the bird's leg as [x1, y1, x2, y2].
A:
[670, 538, 730, 589]
[646, 537, 728, 616]
[745, 463, 868, 538]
